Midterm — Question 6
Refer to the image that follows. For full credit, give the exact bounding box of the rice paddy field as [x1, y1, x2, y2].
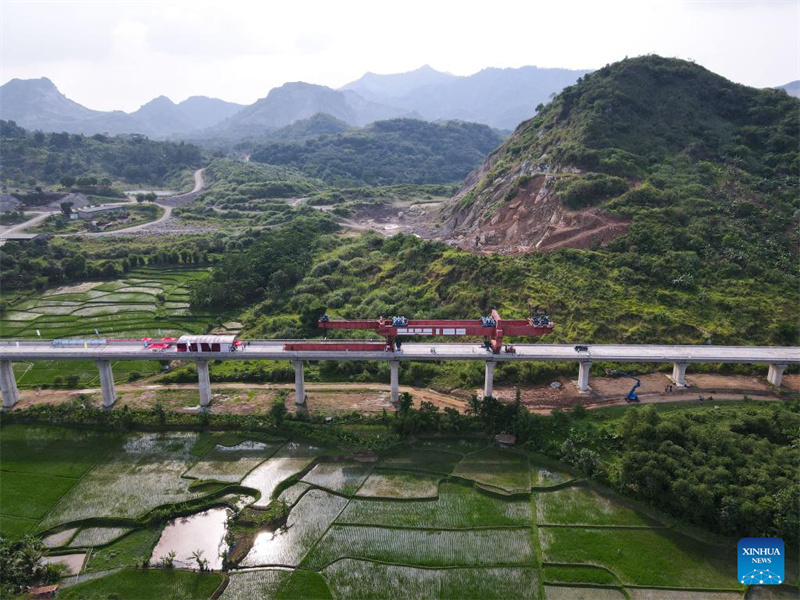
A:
[0, 267, 218, 388]
[0, 426, 783, 599]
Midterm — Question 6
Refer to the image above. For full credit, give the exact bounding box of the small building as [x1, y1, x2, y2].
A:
[176, 335, 238, 353]
[0, 233, 47, 244]
[494, 433, 517, 448]
[76, 205, 125, 220]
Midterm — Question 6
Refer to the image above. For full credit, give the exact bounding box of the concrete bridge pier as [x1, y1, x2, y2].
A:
[577, 361, 592, 393]
[96, 360, 116, 408]
[293, 360, 306, 405]
[197, 360, 212, 407]
[0, 360, 19, 409]
[671, 362, 689, 387]
[767, 364, 787, 387]
[390, 361, 399, 405]
[484, 361, 495, 398]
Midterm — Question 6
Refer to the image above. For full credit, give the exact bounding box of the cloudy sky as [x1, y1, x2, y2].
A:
[1, 0, 797, 112]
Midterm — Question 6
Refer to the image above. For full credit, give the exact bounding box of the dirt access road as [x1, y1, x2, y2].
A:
[81, 168, 205, 237]
[8, 373, 791, 417]
[0, 212, 52, 238]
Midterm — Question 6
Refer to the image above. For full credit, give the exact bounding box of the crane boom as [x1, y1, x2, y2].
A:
[611, 369, 641, 402]
[318, 309, 553, 353]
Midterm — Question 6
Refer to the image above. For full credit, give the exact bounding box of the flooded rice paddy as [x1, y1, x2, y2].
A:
[150, 507, 231, 571]
[0, 425, 766, 598]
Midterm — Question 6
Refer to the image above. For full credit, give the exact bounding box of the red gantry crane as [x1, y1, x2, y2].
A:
[305, 308, 553, 354]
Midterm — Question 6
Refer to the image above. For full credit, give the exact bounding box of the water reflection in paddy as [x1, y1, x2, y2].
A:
[150, 507, 231, 570]
[240, 527, 292, 567]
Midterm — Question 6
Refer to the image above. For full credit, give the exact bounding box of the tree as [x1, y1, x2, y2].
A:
[269, 399, 288, 426]
[397, 392, 413, 415]
[60, 201, 74, 217]
[191, 549, 208, 572]
[0, 536, 66, 596]
[60, 174, 76, 188]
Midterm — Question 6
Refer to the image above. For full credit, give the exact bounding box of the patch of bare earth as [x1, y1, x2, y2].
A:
[8, 374, 786, 416]
[342, 201, 444, 238]
[280, 383, 467, 416]
[782, 374, 800, 391]
[441, 174, 630, 255]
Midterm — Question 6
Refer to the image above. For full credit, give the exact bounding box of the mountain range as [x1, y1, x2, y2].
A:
[341, 64, 592, 129]
[0, 65, 590, 140]
[0, 78, 244, 138]
[3, 67, 795, 142]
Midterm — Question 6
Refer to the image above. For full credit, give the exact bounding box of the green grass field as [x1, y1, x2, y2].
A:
[0, 427, 752, 599]
[58, 568, 223, 600]
[339, 481, 532, 528]
[536, 484, 657, 527]
[0, 425, 122, 538]
[453, 447, 531, 493]
[539, 527, 736, 588]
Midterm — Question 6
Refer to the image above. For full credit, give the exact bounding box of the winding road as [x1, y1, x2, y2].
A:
[84, 168, 205, 237]
[0, 212, 52, 238]
[1, 168, 206, 239]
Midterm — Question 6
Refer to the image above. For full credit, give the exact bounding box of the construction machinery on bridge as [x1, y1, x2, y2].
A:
[47, 309, 554, 355]
[304, 308, 554, 353]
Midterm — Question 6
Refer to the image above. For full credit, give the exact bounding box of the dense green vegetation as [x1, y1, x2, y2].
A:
[190, 226, 796, 353]
[202, 158, 322, 205]
[0, 536, 69, 596]
[251, 118, 503, 186]
[0, 120, 203, 187]
[267, 112, 351, 141]
[0, 236, 219, 293]
[189, 213, 337, 310]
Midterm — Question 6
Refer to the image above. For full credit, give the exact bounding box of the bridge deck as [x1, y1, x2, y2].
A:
[0, 342, 797, 364]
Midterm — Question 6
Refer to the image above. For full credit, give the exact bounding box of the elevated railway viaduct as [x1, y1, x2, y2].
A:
[0, 340, 797, 409]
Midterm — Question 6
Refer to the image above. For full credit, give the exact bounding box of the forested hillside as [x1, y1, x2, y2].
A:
[250, 118, 503, 186]
[0, 120, 203, 186]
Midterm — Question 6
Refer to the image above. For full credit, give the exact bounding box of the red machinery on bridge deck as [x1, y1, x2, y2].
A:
[313, 309, 553, 354]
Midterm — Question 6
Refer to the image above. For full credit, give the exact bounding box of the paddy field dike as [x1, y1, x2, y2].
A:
[2, 424, 794, 600]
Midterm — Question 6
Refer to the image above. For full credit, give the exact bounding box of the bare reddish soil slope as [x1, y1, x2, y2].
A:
[438, 172, 629, 254]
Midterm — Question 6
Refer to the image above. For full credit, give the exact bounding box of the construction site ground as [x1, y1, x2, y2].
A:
[9, 372, 795, 417]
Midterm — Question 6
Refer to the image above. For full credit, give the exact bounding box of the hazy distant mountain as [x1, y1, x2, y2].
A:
[210, 82, 415, 138]
[341, 65, 591, 130]
[777, 80, 800, 97]
[129, 96, 192, 136]
[341, 65, 457, 102]
[0, 66, 588, 139]
[0, 78, 244, 137]
[0, 77, 103, 131]
[176, 96, 246, 130]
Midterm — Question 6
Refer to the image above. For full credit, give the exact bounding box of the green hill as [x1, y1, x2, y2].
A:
[250, 118, 504, 186]
[435, 56, 797, 342]
[444, 56, 797, 261]
[0, 120, 203, 187]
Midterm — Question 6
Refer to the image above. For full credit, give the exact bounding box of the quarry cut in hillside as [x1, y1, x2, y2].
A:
[438, 167, 630, 253]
